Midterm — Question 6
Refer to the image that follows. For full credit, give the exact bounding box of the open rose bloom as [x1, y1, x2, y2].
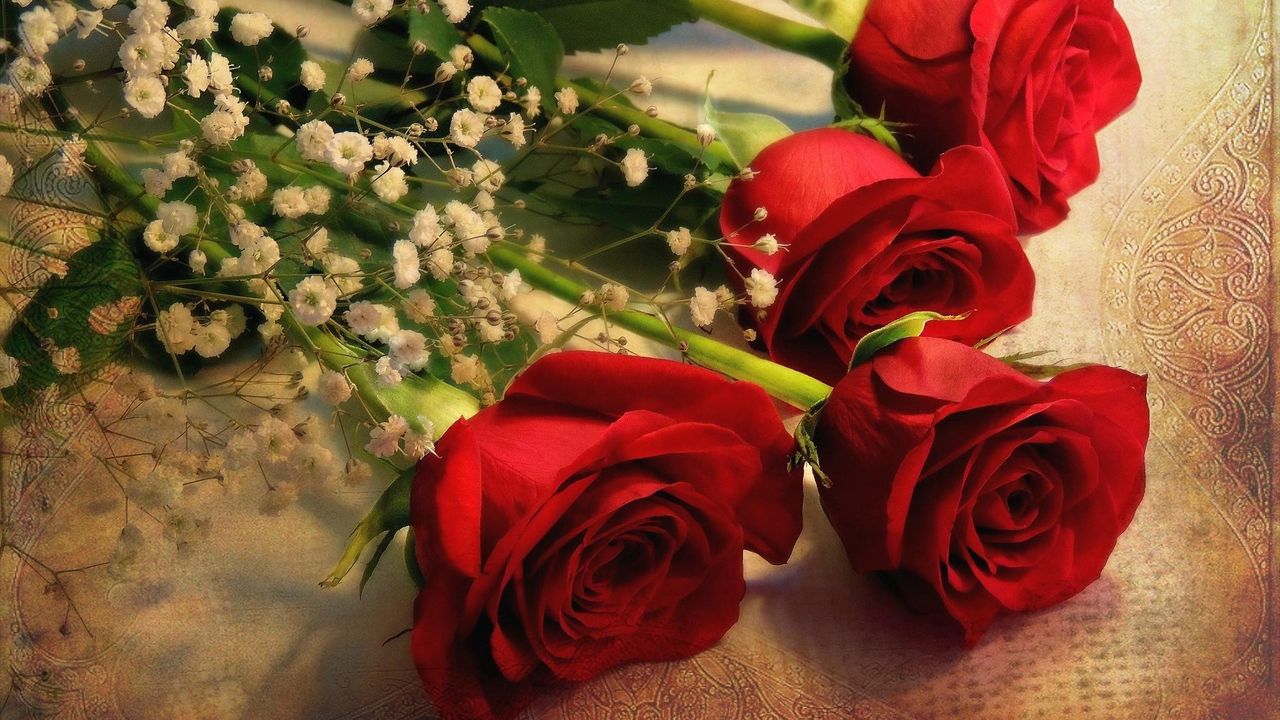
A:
[844, 0, 1142, 232]
[814, 337, 1149, 641]
[722, 129, 1035, 383]
[410, 352, 802, 720]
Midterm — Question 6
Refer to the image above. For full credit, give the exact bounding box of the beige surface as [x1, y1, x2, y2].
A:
[2, 1, 1278, 717]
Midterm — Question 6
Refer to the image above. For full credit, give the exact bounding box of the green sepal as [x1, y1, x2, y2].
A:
[850, 311, 964, 369]
[790, 399, 831, 487]
[321, 466, 413, 588]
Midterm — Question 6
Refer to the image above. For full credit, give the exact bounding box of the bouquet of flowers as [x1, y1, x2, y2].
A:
[0, 0, 1148, 718]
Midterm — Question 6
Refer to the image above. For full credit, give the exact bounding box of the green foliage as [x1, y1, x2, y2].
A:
[482, 7, 564, 112]
[482, 0, 697, 53]
[407, 0, 465, 59]
[2, 234, 144, 407]
[702, 76, 793, 169]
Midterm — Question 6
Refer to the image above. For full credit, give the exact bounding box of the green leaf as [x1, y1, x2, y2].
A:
[702, 75, 792, 169]
[321, 467, 413, 588]
[784, 0, 869, 39]
[2, 234, 144, 407]
[850, 311, 962, 368]
[408, 0, 465, 60]
[489, 0, 696, 53]
[483, 6, 565, 111]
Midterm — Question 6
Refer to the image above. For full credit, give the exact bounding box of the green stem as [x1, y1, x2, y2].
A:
[687, 0, 849, 68]
[465, 35, 737, 169]
[489, 246, 832, 410]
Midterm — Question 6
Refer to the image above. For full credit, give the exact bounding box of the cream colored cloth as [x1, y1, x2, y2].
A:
[1, 1, 1276, 717]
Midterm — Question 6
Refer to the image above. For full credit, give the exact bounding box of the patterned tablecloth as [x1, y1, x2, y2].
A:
[1, 1, 1276, 717]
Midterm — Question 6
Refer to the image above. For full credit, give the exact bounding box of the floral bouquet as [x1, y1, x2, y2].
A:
[0, 0, 1148, 718]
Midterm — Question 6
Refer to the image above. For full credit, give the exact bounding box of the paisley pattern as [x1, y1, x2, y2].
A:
[1100, 5, 1275, 715]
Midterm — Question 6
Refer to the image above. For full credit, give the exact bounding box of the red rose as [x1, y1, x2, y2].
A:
[844, 0, 1142, 232]
[410, 352, 803, 720]
[813, 337, 1148, 641]
[721, 129, 1034, 384]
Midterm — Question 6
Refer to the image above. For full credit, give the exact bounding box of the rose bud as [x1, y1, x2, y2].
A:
[721, 128, 1034, 384]
[410, 351, 803, 720]
[843, 0, 1141, 233]
[813, 336, 1148, 642]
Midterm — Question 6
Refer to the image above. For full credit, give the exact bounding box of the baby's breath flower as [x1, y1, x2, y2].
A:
[620, 148, 650, 187]
[466, 75, 503, 112]
[440, 0, 472, 23]
[183, 55, 210, 97]
[352, 0, 393, 26]
[696, 123, 717, 147]
[554, 87, 579, 115]
[403, 422, 435, 459]
[690, 286, 718, 328]
[303, 185, 331, 214]
[317, 369, 353, 405]
[450, 354, 480, 384]
[294, 121, 335, 163]
[346, 57, 374, 82]
[449, 45, 473, 70]
[299, 60, 326, 92]
[392, 239, 421, 289]
[389, 329, 430, 371]
[500, 269, 525, 300]
[501, 112, 527, 148]
[435, 62, 458, 83]
[119, 32, 167, 77]
[176, 15, 216, 41]
[124, 75, 167, 118]
[8, 56, 52, 95]
[344, 301, 399, 341]
[326, 131, 373, 175]
[19, 7, 61, 58]
[229, 12, 273, 46]
[754, 233, 781, 255]
[470, 159, 505, 192]
[143, 219, 179, 253]
[157, 302, 198, 353]
[744, 268, 779, 308]
[600, 283, 629, 311]
[188, 248, 207, 274]
[192, 320, 231, 358]
[533, 311, 558, 343]
[271, 186, 310, 219]
[449, 109, 486, 148]
[141, 168, 172, 197]
[289, 276, 338, 326]
[127, 0, 169, 34]
[230, 165, 267, 201]
[629, 76, 653, 96]
[366, 415, 407, 457]
[371, 162, 409, 202]
[666, 227, 692, 256]
[157, 200, 197, 235]
[520, 87, 542, 118]
[403, 288, 436, 322]
[207, 52, 234, 93]
[374, 355, 402, 386]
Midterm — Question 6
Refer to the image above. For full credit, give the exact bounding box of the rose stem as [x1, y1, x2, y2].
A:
[488, 245, 833, 411]
[686, 0, 851, 68]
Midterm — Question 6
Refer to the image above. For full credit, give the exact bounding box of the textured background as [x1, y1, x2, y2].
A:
[1, 1, 1277, 717]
